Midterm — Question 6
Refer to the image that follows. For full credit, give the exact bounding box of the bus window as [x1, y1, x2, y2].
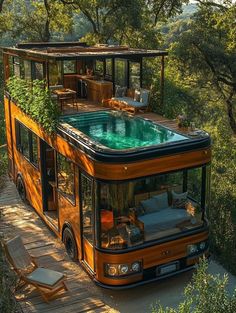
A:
[15, 120, 38, 167]
[97, 167, 205, 250]
[57, 153, 75, 204]
[81, 174, 93, 244]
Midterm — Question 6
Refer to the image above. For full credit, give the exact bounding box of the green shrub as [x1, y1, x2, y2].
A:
[0, 148, 7, 190]
[7, 76, 59, 133]
[0, 237, 19, 313]
[151, 259, 236, 313]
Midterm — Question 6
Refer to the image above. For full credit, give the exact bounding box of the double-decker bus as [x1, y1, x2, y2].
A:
[2, 42, 211, 288]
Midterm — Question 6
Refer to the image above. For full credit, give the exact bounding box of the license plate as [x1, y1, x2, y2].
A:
[158, 262, 178, 275]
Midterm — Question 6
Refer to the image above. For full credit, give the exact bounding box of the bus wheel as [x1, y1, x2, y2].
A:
[16, 175, 27, 202]
[63, 227, 78, 261]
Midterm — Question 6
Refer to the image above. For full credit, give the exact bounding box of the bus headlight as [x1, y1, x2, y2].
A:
[187, 241, 208, 256]
[119, 264, 129, 275]
[199, 241, 206, 250]
[187, 244, 198, 256]
[131, 261, 141, 272]
[105, 261, 142, 277]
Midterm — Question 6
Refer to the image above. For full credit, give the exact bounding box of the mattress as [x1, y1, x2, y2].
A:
[138, 207, 190, 233]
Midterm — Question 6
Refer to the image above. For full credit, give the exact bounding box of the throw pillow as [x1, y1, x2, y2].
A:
[120, 87, 127, 97]
[140, 89, 150, 106]
[153, 192, 169, 210]
[141, 197, 158, 214]
[134, 89, 141, 102]
[172, 190, 188, 209]
[115, 85, 122, 97]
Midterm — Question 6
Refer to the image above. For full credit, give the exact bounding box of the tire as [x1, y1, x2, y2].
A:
[16, 175, 27, 202]
[63, 227, 78, 261]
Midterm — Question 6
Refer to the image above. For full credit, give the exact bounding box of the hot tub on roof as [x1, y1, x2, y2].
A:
[58, 111, 210, 163]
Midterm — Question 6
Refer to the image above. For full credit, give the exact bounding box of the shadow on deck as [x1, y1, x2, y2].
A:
[0, 179, 116, 313]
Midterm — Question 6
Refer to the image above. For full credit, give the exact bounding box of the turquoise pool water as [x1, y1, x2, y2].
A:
[60, 111, 188, 150]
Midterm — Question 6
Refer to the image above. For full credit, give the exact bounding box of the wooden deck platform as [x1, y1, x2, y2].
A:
[0, 179, 116, 313]
[61, 98, 185, 135]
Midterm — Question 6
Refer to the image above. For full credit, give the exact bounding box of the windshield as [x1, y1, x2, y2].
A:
[96, 165, 210, 250]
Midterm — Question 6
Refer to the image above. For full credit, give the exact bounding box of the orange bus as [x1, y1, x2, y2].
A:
[2, 42, 211, 288]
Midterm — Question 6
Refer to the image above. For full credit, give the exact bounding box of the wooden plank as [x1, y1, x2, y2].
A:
[0, 179, 114, 313]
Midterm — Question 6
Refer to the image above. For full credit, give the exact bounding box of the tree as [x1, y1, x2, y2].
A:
[0, 0, 73, 42]
[59, 0, 188, 46]
[171, 1, 236, 134]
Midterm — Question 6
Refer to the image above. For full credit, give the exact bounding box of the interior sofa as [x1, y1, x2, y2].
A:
[130, 190, 198, 241]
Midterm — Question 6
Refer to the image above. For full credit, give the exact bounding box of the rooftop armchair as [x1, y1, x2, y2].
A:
[4, 235, 68, 302]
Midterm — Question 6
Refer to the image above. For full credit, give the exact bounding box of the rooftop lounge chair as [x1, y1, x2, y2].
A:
[4, 235, 68, 302]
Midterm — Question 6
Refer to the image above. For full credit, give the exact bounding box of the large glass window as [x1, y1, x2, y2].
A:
[115, 59, 127, 87]
[129, 61, 141, 89]
[63, 60, 76, 74]
[15, 120, 38, 167]
[57, 153, 75, 203]
[105, 58, 112, 80]
[49, 60, 62, 86]
[96, 166, 209, 250]
[94, 60, 104, 77]
[33, 62, 44, 80]
[24, 60, 32, 81]
[13, 57, 20, 77]
[81, 174, 93, 244]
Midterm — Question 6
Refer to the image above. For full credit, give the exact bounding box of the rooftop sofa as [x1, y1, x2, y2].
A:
[103, 87, 150, 113]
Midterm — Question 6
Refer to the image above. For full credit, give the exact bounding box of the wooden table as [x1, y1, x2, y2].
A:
[53, 88, 77, 111]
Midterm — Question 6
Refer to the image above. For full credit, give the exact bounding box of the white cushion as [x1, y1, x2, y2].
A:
[134, 89, 140, 102]
[27, 267, 64, 287]
[140, 89, 149, 106]
[172, 190, 188, 209]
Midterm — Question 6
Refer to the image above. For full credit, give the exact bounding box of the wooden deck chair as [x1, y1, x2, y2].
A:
[4, 235, 68, 302]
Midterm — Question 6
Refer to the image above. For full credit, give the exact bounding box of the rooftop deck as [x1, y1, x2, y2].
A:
[61, 98, 183, 134]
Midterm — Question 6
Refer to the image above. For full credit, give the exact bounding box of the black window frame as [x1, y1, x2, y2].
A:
[15, 119, 39, 168]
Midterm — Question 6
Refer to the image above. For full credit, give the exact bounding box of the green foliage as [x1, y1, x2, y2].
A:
[0, 0, 74, 42]
[59, 0, 188, 46]
[0, 55, 5, 146]
[7, 77, 59, 133]
[170, 2, 236, 133]
[152, 259, 236, 313]
[0, 236, 18, 313]
[0, 148, 7, 190]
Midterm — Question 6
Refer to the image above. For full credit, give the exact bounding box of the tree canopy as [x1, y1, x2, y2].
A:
[170, 1, 236, 134]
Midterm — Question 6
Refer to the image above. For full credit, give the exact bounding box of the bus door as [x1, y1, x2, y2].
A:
[80, 173, 95, 271]
[40, 139, 58, 229]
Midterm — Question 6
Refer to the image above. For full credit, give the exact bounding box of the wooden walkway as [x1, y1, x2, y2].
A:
[0, 179, 116, 313]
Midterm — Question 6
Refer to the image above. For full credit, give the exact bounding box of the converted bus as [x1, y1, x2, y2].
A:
[2, 42, 211, 288]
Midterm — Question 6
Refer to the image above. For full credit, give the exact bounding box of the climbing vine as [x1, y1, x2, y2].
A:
[7, 76, 59, 133]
